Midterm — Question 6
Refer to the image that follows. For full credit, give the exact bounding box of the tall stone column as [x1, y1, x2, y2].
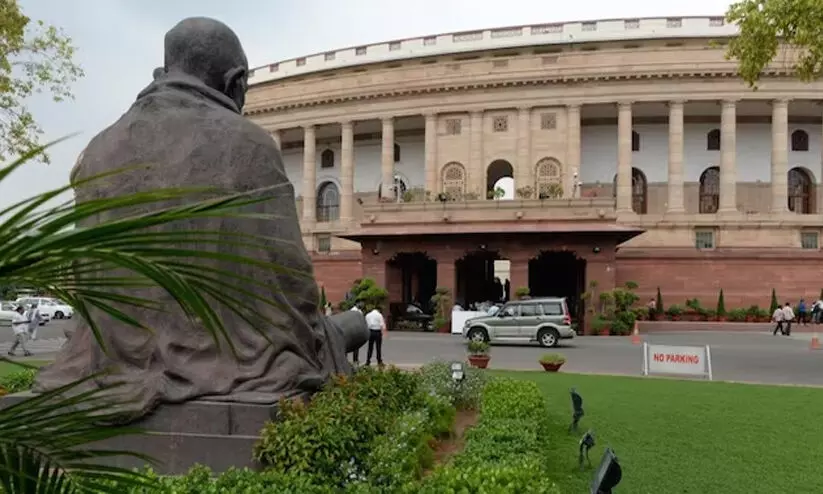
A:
[380, 118, 395, 199]
[507, 253, 530, 297]
[667, 101, 685, 213]
[719, 100, 738, 213]
[340, 121, 354, 223]
[271, 129, 282, 150]
[566, 104, 581, 199]
[424, 113, 438, 199]
[436, 254, 457, 313]
[516, 107, 531, 196]
[771, 99, 789, 213]
[469, 111, 483, 197]
[301, 125, 316, 224]
[616, 102, 633, 212]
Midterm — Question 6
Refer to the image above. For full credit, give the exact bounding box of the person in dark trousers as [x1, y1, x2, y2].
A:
[772, 305, 785, 335]
[782, 302, 795, 336]
[797, 299, 808, 326]
[365, 306, 387, 367]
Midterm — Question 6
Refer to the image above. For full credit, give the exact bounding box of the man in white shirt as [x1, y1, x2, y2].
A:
[772, 305, 785, 335]
[364, 306, 387, 367]
[9, 306, 32, 357]
[781, 302, 795, 336]
[349, 304, 363, 364]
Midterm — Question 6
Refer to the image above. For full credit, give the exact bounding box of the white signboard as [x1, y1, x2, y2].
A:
[451, 311, 486, 334]
[642, 343, 713, 380]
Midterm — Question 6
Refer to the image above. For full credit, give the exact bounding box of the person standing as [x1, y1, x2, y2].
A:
[365, 306, 387, 367]
[25, 303, 42, 341]
[9, 306, 32, 357]
[349, 303, 363, 364]
[797, 299, 808, 326]
[782, 302, 795, 336]
[772, 304, 785, 335]
[813, 298, 823, 324]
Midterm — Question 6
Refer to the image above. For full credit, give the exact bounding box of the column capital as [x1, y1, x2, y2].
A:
[517, 105, 531, 112]
[567, 103, 582, 112]
[423, 111, 437, 119]
[469, 110, 483, 118]
[303, 124, 315, 132]
[720, 99, 738, 109]
[381, 116, 394, 125]
[340, 120, 353, 129]
[668, 100, 687, 108]
[772, 98, 791, 107]
[617, 101, 633, 110]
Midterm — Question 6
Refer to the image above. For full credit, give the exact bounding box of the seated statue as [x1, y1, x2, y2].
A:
[33, 17, 367, 422]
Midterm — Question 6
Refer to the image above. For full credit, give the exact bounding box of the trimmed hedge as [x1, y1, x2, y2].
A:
[103, 370, 562, 492]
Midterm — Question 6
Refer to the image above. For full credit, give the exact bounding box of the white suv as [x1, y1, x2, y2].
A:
[16, 297, 74, 321]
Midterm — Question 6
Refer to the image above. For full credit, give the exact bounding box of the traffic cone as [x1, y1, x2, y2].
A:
[631, 322, 641, 345]
[811, 332, 821, 350]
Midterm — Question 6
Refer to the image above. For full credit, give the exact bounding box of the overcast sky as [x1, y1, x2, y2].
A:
[1, 0, 732, 210]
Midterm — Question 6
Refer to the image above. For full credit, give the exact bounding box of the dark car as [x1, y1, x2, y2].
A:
[389, 302, 434, 331]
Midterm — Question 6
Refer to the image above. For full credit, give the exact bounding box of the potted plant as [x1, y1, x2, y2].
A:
[591, 315, 611, 336]
[514, 286, 530, 300]
[467, 340, 490, 369]
[539, 353, 566, 372]
[430, 287, 452, 333]
[666, 304, 683, 321]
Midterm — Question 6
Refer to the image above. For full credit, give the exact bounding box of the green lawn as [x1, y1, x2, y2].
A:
[0, 360, 49, 377]
[494, 371, 822, 494]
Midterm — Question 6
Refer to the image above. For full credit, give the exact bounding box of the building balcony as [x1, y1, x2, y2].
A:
[360, 196, 617, 226]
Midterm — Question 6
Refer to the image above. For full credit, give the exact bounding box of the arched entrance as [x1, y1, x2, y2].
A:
[387, 252, 437, 308]
[455, 250, 510, 308]
[486, 160, 514, 200]
[528, 251, 586, 324]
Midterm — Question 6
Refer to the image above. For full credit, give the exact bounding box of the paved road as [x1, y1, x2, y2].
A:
[12, 321, 823, 387]
[371, 330, 823, 387]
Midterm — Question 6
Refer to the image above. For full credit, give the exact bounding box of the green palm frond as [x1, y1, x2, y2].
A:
[0, 145, 314, 356]
[0, 372, 157, 493]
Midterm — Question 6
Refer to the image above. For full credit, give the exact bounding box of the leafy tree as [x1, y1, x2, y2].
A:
[0, 2, 83, 162]
[716, 289, 726, 316]
[655, 286, 664, 315]
[726, 0, 823, 87]
[770, 288, 779, 314]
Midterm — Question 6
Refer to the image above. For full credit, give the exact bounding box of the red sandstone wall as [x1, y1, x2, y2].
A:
[617, 257, 823, 309]
[312, 255, 362, 305]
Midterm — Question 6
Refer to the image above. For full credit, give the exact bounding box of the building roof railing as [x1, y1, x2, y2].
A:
[249, 15, 737, 85]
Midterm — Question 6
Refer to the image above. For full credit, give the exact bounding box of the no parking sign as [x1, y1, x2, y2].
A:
[642, 343, 713, 380]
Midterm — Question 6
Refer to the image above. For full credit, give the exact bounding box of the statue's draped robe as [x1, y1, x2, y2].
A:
[34, 73, 352, 419]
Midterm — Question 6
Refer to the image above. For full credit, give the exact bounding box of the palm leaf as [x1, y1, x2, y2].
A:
[0, 372, 158, 493]
[0, 148, 315, 356]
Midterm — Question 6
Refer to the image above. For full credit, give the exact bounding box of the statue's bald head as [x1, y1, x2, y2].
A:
[163, 17, 249, 108]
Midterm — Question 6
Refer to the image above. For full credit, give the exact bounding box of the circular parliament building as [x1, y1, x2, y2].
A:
[245, 16, 823, 325]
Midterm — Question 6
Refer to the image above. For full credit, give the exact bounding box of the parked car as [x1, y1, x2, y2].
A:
[462, 297, 574, 348]
[0, 301, 18, 328]
[389, 302, 434, 331]
[14, 297, 70, 323]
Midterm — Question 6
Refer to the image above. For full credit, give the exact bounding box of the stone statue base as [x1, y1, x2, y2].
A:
[0, 392, 290, 474]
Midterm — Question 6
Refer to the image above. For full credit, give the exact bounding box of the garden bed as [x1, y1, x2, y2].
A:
[427, 408, 478, 469]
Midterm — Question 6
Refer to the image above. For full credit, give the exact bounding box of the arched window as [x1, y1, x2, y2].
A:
[394, 143, 401, 163]
[441, 162, 466, 199]
[788, 167, 814, 214]
[698, 166, 720, 214]
[316, 181, 340, 221]
[707, 129, 721, 151]
[534, 157, 563, 198]
[378, 175, 408, 200]
[611, 167, 648, 214]
[791, 130, 809, 152]
[631, 131, 640, 152]
[320, 149, 335, 168]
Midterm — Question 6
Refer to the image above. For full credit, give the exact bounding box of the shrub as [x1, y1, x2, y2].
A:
[467, 340, 489, 356]
[419, 360, 488, 410]
[716, 289, 726, 316]
[539, 353, 566, 365]
[365, 409, 435, 488]
[770, 289, 779, 314]
[655, 286, 664, 315]
[0, 368, 36, 394]
[419, 460, 561, 493]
